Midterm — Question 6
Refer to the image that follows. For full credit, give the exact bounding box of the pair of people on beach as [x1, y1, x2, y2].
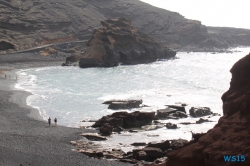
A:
[48, 117, 57, 127]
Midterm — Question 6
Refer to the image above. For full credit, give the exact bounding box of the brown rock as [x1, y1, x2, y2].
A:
[167, 53, 250, 166]
[146, 140, 170, 151]
[133, 147, 163, 161]
[78, 18, 176, 68]
[99, 123, 113, 136]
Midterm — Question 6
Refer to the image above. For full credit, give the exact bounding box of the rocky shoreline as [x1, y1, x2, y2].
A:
[69, 99, 220, 165]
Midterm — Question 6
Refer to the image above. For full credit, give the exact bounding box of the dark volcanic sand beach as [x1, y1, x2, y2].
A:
[0, 53, 130, 166]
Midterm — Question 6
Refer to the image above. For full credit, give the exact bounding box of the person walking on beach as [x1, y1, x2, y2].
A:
[54, 118, 57, 126]
[48, 117, 51, 127]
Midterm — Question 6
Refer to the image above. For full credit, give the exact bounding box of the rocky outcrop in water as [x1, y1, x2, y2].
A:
[167, 53, 250, 166]
[77, 18, 176, 68]
[92, 111, 155, 129]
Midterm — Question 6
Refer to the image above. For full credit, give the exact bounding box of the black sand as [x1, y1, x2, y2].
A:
[0, 53, 130, 165]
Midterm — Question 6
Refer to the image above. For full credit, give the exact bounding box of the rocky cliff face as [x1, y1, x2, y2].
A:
[0, 0, 235, 54]
[167, 53, 250, 166]
[76, 18, 175, 67]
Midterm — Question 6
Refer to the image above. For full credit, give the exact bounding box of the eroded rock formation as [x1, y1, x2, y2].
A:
[77, 18, 176, 67]
[167, 53, 250, 166]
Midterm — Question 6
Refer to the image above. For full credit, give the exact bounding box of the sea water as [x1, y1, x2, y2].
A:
[15, 47, 249, 151]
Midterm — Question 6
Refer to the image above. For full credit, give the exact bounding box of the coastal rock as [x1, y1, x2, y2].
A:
[106, 100, 143, 110]
[78, 149, 104, 158]
[81, 133, 107, 141]
[92, 116, 123, 129]
[165, 105, 186, 113]
[169, 139, 188, 150]
[154, 108, 178, 119]
[167, 53, 250, 166]
[166, 123, 178, 129]
[92, 111, 155, 129]
[133, 147, 163, 160]
[77, 18, 176, 68]
[99, 123, 113, 136]
[195, 118, 212, 124]
[171, 111, 188, 118]
[131, 142, 147, 146]
[189, 107, 213, 117]
[146, 140, 170, 151]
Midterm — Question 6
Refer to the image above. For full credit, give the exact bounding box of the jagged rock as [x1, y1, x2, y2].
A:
[92, 111, 155, 129]
[167, 54, 250, 166]
[106, 100, 142, 110]
[131, 142, 147, 146]
[195, 118, 212, 124]
[166, 123, 178, 129]
[146, 140, 170, 151]
[171, 111, 188, 118]
[142, 124, 164, 131]
[179, 122, 195, 125]
[80, 133, 107, 141]
[99, 123, 113, 136]
[133, 147, 163, 160]
[169, 139, 188, 150]
[154, 108, 178, 119]
[189, 107, 213, 117]
[77, 18, 176, 68]
[135, 151, 148, 161]
[165, 105, 186, 113]
[92, 116, 123, 129]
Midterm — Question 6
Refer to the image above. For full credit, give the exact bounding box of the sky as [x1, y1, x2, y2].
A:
[140, 0, 250, 29]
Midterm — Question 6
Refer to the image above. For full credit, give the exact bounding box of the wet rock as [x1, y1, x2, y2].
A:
[131, 142, 147, 146]
[99, 123, 113, 136]
[103, 99, 143, 110]
[195, 118, 212, 124]
[128, 129, 138, 133]
[170, 139, 188, 150]
[179, 122, 194, 125]
[142, 124, 164, 131]
[166, 123, 178, 129]
[108, 102, 128, 109]
[133, 147, 163, 160]
[171, 111, 188, 118]
[189, 107, 213, 117]
[146, 140, 170, 151]
[92, 111, 155, 129]
[81, 133, 107, 141]
[135, 151, 148, 161]
[92, 116, 123, 129]
[165, 105, 186, 113]
[154, 108, 178, 119]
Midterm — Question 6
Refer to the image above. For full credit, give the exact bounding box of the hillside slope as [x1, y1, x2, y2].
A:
[1, 0, 250, 53]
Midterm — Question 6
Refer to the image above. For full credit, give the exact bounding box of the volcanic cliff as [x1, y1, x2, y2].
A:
[167, 53, 250, 166]
[1, 0, 250, 54]
[67, 18, 175, 68]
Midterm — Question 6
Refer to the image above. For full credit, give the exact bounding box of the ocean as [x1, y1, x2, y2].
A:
[15, 47, 249, 152]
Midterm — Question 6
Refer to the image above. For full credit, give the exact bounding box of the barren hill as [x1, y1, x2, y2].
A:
[1, 0, 250, 53]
